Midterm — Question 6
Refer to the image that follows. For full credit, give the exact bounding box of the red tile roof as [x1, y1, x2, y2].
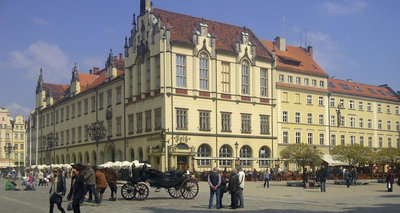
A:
[263, 40, 328, 77]
[328, 78, 400, 102]
[78, 73, 98, 87]
[153, 8, 272, 60]
[43, 83, 69, 101]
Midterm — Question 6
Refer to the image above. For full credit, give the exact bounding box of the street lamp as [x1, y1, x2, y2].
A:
[161, 128, 169, 171]
[4, 142, 17, 173]
[45, 132, 58, 171]
[234, 142, 239, 167]
[87, 122, 107, 167]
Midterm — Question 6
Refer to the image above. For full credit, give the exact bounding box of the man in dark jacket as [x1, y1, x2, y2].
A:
[318, 165, 327, 192]
[68, 164, 86, 213]
[219, 171, 228, 208]
[208, 167, 221, 209]
[84, 164, 99, 204]
[344, 168, 351, 188]
[228, 168, 239, 209]
[303, 168, 308, 188]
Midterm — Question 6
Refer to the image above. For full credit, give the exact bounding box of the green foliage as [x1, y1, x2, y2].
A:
[376, 148, 400, 166]
[280, 143, 323, 168]
[331, 144, 374, 166]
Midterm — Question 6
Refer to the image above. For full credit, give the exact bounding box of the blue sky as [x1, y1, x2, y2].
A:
[1, 0, 399, 118]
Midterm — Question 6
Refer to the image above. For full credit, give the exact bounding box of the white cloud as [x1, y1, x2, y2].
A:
[8, 41, 70, 83]
[307, 31, 359, 77]
[6, 103, 32, 119]
[316, 0, 366, 16]
[32, 17, 49, 26]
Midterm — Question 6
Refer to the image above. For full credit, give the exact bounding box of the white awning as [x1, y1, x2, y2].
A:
[322, 154, 348, 166]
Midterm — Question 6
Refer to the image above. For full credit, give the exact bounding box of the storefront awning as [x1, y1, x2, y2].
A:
[322, 154, 348, 166]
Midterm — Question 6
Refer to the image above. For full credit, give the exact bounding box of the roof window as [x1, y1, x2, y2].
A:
[328, 82, 336, 88]
[368, 88, 377, 94]
[339, 84, 351, 90]
[377, 90, 386, 95]
[354, 86, 363, 92]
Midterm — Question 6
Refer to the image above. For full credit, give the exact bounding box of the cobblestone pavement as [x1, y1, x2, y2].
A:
[1, 178, 399, 213]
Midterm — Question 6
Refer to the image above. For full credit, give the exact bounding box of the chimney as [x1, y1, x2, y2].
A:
[307, 46, 313, 58]
[89, 69, 93, 74]
[275, 36, 286, 51]
[93, 67, 99, 74]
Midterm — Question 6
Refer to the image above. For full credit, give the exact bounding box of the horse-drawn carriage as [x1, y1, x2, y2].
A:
[121, 166, 199, 200]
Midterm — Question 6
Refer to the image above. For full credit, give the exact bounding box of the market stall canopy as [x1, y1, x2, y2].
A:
[322, 154, 349, 166]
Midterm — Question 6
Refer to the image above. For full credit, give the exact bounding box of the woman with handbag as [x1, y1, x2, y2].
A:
[67, 164, 86, 213]
[49, 167, 66, 213]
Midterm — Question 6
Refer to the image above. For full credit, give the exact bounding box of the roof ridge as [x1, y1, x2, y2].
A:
[329, 78, 385, 88]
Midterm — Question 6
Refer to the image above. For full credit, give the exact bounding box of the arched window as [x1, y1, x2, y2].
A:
[219, 145, 232, 166]
[197, 144, 211, 166]
[241, 60, 250, 95]
[199, 53, 209, 90]
[240, 145, 252, 166]
[259, 146, 271, 167]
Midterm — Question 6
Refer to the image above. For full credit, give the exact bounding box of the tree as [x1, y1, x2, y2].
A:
[331, 144, 374, 167]
[280, 143, 323, 172]
[376, 148, 400, 167]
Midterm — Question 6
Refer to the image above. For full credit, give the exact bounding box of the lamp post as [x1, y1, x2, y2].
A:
[45, 132, 58, 171]
[88, 122, 107, 167]
[234, 142, 239, 167]
[161, 128, 169, 171]
[4, 142, 17, 173]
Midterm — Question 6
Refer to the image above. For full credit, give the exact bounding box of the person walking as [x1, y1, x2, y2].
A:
[351, 167, 357, 186]
[263, 167, 270, 188]
[303, 168, 308, 188]
[318, 165, 327, 192]
[67, 164, 86, 213]
[386, 167, 394, 192]
[228, 168, 239, 209]
[49, 168, 66, 213]
[95, 169, 108, 203]
[39, 170, 44, 186]
[253, 168, 258, 182]
[237, 166, 245, 208]
[344, 168, 351, 188]
[84, 164, 99, 204]
[207, 167, 221, 209]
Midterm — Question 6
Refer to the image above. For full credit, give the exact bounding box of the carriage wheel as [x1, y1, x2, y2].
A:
[168, 186, 182, 198]
[180, 179, 199, 199]
[135, 183, 149, 200]
[121, 183, 135, 200]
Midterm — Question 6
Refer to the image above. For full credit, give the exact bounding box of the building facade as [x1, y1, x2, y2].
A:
[27, 0, 400, 172]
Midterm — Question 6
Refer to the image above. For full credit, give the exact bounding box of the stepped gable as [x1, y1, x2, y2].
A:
[153, 8, 272, 60]
[263, 40, 328, 77]
[328, 78, 400, 102]
[43, 83, 69, 101]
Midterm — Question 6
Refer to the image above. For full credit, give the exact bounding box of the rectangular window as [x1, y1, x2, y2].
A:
[304, 78, 309, 86]
[128, 114, 134, 134]
[350, 135, 355, 145]
[288, 76, 293, 83]
[341, 135, 345, 145]
[76, 126, 81, 142]
[368, 119, 372, 129]
[319, 133, 324, 145]
[295, 112, 300, 123]
[154, 108, 161, 131]
[367, 103, 372, 111]
[279, 74, 284, 82]
[283, 131, 288, 144]
[387, 121, 391, 130]
[260, 68, 267, 96]
[176, 55, 186, 87]
[340, 99, 344, 108]
[307, 113, 312, 124]
[282, 92, 288, 102]
[396, 106, 399, 114]
[60, 131, 64, 145]
[308, 133, 313, 145]
[331, 115, 336, 126]
[368, 137, 372, 147]
[388, 138, 392, 148]
[296, 77, 301, 84]
[60, 108, 64, 122]
[312, 79, 317, 87]
[145, 111, 152, 132]
[360, 136, 364, 146]
[378, 120, 382, 130]
[66, 129, 69, 145]
[116, 116, 122, 136]
[340, 116, 345, 127]
[307, 95, 312, 105]
[377, 104, 382, 113]
[320, 80, 325, 88]
[136, 112, 143, 133]
[331, 134, 336, 146]
[91, 96, 96, 112]
[98, 93, 103, 110]
[107, 90, 112, 107]
[379, 137, 383, 148]
[241, 114, 251, 133]
[116, 86, 122, 104]
[359, 118, 364, 128]
[296, 132, 301, 144]
[241, 62, 249, 94]
[84, 125, 88, 141]
[260, 115, 270, 134]
[66, 106, 69, 120]
[387, 105, 391, 114]
[396, 121, 400, 131]
[71, 104, 75, 119]
[107, 120, 112, 137]
[282, 111, 288, 123]
[318, 96, 324, 106]
[350, 117, 355, 128]
[330, 98, 335, 107]
[199, 111, 210, 131]
[77, 101, 81, 116]
[359, 102, 363, 110]
[319, 114, 324, 125]
[221, 112, 231, 132]
[295, 93, 300, 103]
[176, 108, 188, 129]
[222, 62, 231, 93]
[199, 56, 209, 90]
[84, 99, 88, 114]
[348, 100, 354, 109]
